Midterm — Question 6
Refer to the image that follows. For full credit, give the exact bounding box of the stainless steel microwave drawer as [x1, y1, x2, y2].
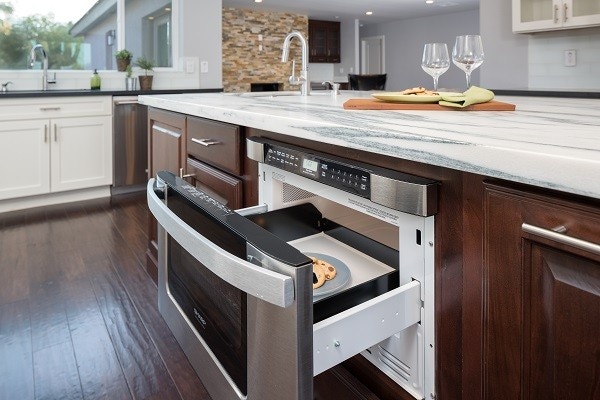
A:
[187, 116, 241, 175]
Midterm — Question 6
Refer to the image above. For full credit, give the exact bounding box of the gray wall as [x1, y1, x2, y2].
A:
[479, 0, 528, 89]
[360, 9, 480, 92]
[339, 18, 358, 77]
[180, 0, 222, 88]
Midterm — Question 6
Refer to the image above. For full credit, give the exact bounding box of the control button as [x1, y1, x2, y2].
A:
[322, 164, 328, 170]
[360, 184, 367, 190]
[361, 175, 368, 182]
[321, 171, 326, 177]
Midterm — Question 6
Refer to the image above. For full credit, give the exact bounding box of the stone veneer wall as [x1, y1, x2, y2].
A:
[222, 8, 308, 93]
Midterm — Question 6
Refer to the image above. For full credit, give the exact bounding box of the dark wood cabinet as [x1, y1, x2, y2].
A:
[483, 183, 600, 400]
[146, 108, 187, 282]
[146, 113, 258, 282]
[309, 20, 340, 63]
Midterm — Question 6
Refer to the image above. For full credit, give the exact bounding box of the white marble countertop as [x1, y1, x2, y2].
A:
[138, 91, 600, 200]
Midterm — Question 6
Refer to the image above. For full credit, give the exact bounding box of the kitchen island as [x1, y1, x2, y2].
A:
[139, 91, 600, 200]
[139, 91, 600, 400]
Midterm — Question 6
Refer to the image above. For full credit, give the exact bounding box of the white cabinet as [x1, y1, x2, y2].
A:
[0, 120, 50, 199]
[0, 97, 112, 202]
[513, 0, 600, 33]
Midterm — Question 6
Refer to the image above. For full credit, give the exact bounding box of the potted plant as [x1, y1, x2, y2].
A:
[115, 49, 132, 72]
[125, 64, 137, 91]
[135, 56, 154, 90]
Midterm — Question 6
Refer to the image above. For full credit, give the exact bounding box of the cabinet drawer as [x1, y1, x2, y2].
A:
[187, 116, 241, 175]
[0, 97, 112, 121]
[187, 158, 242, 209]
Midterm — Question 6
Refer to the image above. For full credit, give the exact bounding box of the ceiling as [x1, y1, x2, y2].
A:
[221, 0, 479, 25]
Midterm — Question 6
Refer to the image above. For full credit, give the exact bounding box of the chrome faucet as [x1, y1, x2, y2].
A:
[29, 44, 56, 91]
[281, 31, 310, 96]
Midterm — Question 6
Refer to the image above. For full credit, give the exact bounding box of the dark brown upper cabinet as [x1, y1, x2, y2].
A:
[308, 20, 340, 63]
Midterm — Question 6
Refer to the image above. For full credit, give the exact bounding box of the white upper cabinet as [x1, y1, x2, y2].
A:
[513, 0, 600, 33]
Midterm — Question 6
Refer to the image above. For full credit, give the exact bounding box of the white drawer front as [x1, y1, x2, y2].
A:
[0, 96, 112, 120]
[312, 280, 421, 376]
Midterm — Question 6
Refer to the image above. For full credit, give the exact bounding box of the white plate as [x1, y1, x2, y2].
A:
[372, 91, 461, 103]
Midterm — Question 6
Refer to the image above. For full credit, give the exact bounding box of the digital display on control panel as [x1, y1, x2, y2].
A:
[263, 143, 370, 198]
[302, 158, 318, 172]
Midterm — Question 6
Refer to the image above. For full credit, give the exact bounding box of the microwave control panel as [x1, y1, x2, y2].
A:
[264, 143, 371, 198]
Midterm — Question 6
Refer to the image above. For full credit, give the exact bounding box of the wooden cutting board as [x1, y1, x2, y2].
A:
[343, 98, 516, 111]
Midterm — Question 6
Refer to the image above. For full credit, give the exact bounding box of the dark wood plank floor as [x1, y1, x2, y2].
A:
[0, 192, 210, 400]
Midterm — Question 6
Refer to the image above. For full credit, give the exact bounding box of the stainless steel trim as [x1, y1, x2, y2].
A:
[53, 123, 57, 141]
[39, 106, 61, 111]
[522, 222, 600, 256]
[370, 174, 438, 216]
[147, 179, 295, 307]
[44, 125, 48, 143]
[246, 138, 265, 163]
[191, 137, 220, 147]
[235, 203, 269, 216]
[152, 124, 180, 138]
[114, 100, 139, 105]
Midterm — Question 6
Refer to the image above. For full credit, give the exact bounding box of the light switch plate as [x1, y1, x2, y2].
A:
[185, 59, 195, 73]
[200, 61, 208, 73]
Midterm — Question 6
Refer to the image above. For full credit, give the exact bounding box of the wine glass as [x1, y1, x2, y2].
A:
[421, 43, 450, 91]
[452, 35, 484, 89]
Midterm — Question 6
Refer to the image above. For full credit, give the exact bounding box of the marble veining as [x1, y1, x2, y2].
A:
[139, 92, 600, 199]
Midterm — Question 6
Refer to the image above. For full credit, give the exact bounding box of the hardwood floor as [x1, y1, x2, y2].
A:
[0, 192, 210, 400]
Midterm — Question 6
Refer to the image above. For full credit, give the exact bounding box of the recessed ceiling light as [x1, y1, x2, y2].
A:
[255, 0, 263, 3]
[425, 0, 434, 3]
[165, 7, 171, 11]
[148, 16, 154, 20]
[365, 11, 373, 15]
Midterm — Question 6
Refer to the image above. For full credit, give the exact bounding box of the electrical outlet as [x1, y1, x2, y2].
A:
[564, 50, 577, 67]
[200, 61, 208, 73]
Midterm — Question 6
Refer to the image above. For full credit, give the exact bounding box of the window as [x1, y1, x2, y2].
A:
[0, 0, 175, 71]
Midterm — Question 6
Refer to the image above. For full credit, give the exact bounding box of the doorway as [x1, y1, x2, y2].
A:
[361, 36, 385, 74]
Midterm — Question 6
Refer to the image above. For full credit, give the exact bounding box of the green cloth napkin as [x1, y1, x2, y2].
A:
[438, 86, 494, 108]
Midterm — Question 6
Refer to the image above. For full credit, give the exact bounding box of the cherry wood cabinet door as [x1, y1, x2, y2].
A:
[484, 183, 600, 400]
[309, 20, 340, 63]
[146, 108, 187, 282]
[186, 158, 242, 210]
[524, 243, 600, 399]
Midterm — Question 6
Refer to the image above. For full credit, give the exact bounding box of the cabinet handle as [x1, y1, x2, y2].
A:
[54, 124, 57, 141]
[191, 138, 221, 147]
[152, 125, 180, 138]
[563, 3, 568, 22]
[40, 106, 61, 111]
[522, 223, 600, 256]
[178, 168, 195, 179]
[44, 125, 48, 143]
[554, 4, 559, 23]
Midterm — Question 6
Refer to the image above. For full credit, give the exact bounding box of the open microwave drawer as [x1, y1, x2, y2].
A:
[245, 203, 421, 377]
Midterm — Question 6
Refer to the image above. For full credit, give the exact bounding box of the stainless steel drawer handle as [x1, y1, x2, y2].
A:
[522, 223, 600, 256]
[152, 125, 180, 138]
[191, 138, 221, 147]
[147, 180, 294, 308]
[40, 106, 61, 111]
